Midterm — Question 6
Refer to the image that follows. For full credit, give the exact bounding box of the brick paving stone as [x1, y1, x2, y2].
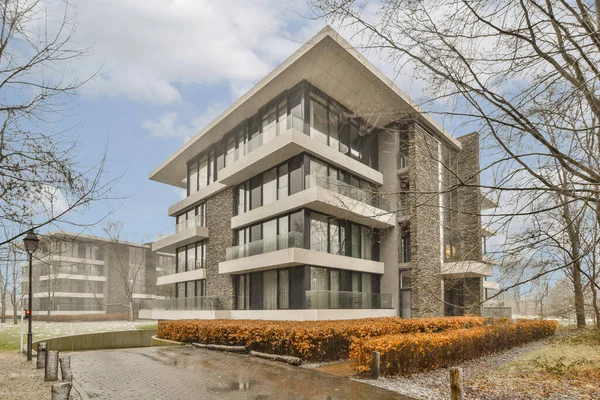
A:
[70, 346, 412, 400]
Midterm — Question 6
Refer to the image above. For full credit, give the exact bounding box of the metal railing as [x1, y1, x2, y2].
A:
[305, 290, 393, 309]
[309, 173, 389, 210]
[226, 231, 304, 261]
[140, 296, 230, 311]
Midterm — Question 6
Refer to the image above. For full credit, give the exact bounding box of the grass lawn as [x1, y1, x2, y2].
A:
[468, 326, 600, 399]
[0, 320, 158, 352]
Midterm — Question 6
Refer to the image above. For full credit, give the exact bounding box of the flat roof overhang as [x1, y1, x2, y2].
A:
[149, 26, 462, 188]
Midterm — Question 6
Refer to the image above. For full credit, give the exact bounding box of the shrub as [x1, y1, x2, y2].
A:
[157, 316, 485, 361]
[350, 319, 559, 376]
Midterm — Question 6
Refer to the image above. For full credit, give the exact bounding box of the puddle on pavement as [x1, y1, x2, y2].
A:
[314, 361, 354, 377]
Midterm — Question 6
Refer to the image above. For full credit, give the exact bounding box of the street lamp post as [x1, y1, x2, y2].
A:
[23, 231, 39, 361]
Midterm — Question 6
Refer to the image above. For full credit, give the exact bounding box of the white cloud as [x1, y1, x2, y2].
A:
[141, 102, 227, 142]
[42, 0, 303, 105]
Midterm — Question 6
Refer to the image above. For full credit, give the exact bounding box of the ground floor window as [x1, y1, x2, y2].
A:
[234, 266, 380, 310]
[175, 279, 206, 298]
[399, 269, 412, 319]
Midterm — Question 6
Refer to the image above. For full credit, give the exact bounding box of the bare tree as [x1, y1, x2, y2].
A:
[308, 0, 600, 324]
[102, 222, 147, 322]
[0, 0, 120, 249]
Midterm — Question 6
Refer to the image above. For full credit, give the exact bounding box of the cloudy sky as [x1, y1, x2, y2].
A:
[40, 0, 458, 242]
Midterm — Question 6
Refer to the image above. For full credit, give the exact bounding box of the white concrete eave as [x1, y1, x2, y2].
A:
[157, 269, 206, 286]
[231, 186, 395, 230]
[219, 248, 384, 275]
[152, 226, 209, 254]
[483, 280, 500, 290]
[149, 26, 461, 188]
[442, 261, 493, 278]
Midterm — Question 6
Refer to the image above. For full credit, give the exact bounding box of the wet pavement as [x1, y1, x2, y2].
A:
[70, 346, 412, 400]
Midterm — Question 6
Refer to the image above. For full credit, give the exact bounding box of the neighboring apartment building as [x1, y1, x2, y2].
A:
[142, 26, 499, 320]
[26, 232, 175, 316]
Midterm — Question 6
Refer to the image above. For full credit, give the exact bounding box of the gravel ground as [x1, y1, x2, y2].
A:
[353, 339, 550, 400]
[0, 351, 53, 400]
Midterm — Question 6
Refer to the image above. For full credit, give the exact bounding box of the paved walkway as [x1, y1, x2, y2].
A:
[70, 346, 410, 400]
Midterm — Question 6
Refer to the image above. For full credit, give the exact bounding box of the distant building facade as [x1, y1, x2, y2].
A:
[27, 232, 174, 316]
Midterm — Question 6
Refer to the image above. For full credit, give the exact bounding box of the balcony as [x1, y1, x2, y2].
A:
[232, 185, 395, 231]
[39, 274, 106, 282]
[305, 290, 393, 309]
[441, 260, 493, 278]
[141, 296, 230, 311]
[218, 129, 383, 187]
[219, 232, 384, 275]
[156, 266, 206, 286]
[152, 215, 208, 254]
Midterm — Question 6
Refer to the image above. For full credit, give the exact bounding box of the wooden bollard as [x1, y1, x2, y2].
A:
[370, 351, 380, 379]
[59, 355, 73, 382]
[51, 382, 71, 400]
[45, 350, 59, 381]
[450, 367, 464, 400]
[36, 342, 47, 369]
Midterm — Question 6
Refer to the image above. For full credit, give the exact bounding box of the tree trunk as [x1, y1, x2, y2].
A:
[1, 287, 6, 323]
[11, 289, 17, 324]
[129, 299, 134, 322]
[572, 262, 586, 328]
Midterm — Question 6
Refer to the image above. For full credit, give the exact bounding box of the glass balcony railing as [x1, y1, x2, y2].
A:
[140, 296, 230, 311]
[308, 173, 389, 211]
[305, 290, 393, 309]
[175, 214, 206, 233]
[226, 231, 304, 261]
[230, 117, 305, 164]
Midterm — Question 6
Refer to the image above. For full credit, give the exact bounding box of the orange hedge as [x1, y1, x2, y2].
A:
[157, 316, 486, 361]
[350, 319, 559, 376]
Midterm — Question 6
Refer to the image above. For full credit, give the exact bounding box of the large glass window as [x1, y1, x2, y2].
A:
[176, 241, 206, 273]
[198, 154, 208, 189]
[289, 155, 303, 195]
[262, 270, 278, 310]
[310, 213, 328, 253]
[188, 160, 198, 195]
[278, 269, 289, 309]
[262, 105, 277, 144]
[310, 93, 328, 144]
[250, 176, 262, 210]
[278, 164, 288, 200]
[263, 168, 277, 206]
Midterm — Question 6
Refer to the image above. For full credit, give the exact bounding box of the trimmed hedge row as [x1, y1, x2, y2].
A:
[157, 316, 486, 361]
[350, 319, 559, 376]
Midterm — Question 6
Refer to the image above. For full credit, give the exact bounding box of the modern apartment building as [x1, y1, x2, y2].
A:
[142, 26, 498, 320]
[27, 232, 175, 316]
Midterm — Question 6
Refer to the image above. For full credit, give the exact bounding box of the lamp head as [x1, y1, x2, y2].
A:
[23, 231, 40, 255]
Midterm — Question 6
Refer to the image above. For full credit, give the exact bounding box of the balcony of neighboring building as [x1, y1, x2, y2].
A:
[152, 214, 208, 254]
[219, 229, 384, 276]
